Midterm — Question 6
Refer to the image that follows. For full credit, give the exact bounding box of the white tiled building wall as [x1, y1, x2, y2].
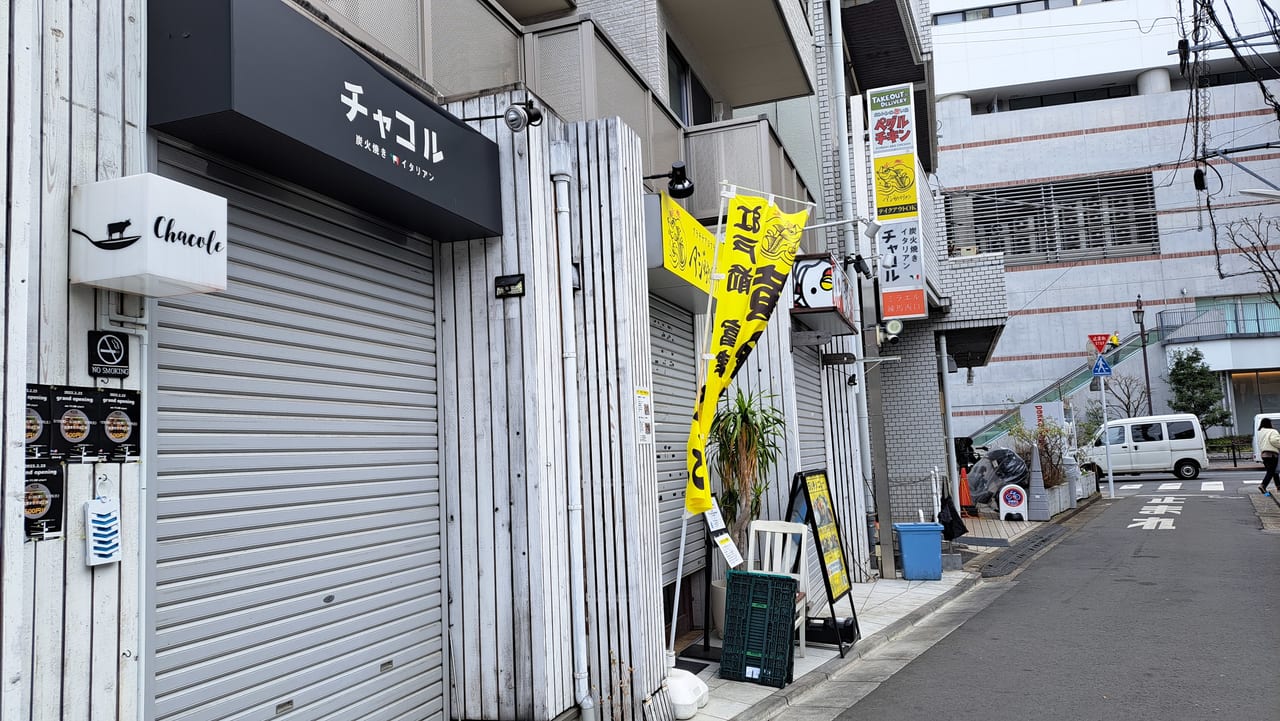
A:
[938, 80, 1280, 437]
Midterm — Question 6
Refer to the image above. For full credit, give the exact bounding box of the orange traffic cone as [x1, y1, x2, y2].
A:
[959, 468, 977, 518]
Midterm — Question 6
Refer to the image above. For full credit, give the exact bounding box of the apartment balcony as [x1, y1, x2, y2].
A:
[524, 17, 686, 177]
[660, 0, 814, 106]
[524, 16, 815, 311]
[682, 115, 813, 223]
[525, 18, 813, 201]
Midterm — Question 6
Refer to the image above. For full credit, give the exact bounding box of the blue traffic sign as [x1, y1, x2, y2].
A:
[1092, 354, 1112, 377]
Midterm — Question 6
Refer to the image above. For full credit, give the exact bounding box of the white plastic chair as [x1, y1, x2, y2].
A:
[745, 519, 809, 657]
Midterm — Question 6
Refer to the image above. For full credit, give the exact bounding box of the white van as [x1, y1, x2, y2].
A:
[1250, 413, 1280, 462]
[1082, 413, 1209, 480]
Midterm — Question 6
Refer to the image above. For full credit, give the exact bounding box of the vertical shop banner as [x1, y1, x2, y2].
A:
[660, 191, 715, 291]
[684, 194, 810, 515]
[868, 84, 928, 321]
[878, 220, 927, 318]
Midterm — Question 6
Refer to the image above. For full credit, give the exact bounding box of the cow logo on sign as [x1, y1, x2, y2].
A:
[70, 218, 142, 251]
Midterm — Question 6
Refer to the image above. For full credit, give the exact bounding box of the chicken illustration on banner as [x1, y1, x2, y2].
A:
[684, 194, 809, 515]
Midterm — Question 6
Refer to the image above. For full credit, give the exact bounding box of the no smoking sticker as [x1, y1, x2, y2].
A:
[88, 330, 129, 377]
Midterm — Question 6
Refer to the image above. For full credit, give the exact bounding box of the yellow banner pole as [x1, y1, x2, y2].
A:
[668, 186, 732, 661]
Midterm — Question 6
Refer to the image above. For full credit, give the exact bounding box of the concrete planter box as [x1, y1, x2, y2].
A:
[1047, 483, 1072, 517]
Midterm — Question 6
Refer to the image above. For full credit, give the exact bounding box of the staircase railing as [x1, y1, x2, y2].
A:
[968, 329, 1157, 447]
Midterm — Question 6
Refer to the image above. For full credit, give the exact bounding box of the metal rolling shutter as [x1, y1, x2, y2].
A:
[650, 297, 704, 584]
[150, 145, 445, 721]
[793, 346, 829, 609]
[794, 347, 828, 471]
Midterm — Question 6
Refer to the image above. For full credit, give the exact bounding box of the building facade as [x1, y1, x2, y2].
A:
[930, 0, 1280, 443]
[2, 1, 898, 720]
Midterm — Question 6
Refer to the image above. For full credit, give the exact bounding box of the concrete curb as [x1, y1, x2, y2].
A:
[731, 573, 980, 721]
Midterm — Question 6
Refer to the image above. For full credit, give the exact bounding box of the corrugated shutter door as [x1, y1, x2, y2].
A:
[795, 347, 827, 471]
[150, 145, 445, 721]
[650, 297, 704, 584]
[793, 346, 829, 609]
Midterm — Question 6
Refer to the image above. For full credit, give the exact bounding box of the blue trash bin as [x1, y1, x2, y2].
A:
[893, 522, 943, 580]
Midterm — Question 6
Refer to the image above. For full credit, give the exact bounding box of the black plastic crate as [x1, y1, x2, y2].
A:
[718, 569, 797, 688]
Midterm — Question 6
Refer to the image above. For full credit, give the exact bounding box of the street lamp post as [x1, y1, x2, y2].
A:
[1133, 295, 1154, 415]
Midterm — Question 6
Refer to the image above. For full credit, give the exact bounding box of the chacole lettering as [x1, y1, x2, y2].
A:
[153, 216, 225, 256]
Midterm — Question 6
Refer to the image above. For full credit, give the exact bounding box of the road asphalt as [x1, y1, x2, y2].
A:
[732, 468, 1280, 721]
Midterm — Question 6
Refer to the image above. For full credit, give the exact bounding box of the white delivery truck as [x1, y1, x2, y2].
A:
[1082, 413, 1209, 480]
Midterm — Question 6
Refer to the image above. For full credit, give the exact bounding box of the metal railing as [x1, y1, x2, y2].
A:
[1157, 301, 1280, 342]
[968, 328, 1156, 447]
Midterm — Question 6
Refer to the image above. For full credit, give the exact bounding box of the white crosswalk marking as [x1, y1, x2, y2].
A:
[1157, 482, 1183, 491]
[1120, 484, 1141, 490]
[1200, 481, 1224, 491]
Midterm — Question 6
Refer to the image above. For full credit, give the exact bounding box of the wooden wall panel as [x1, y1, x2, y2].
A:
[4, 1, 145, 719]
[442, 91, 574, 721]
[568, 118, 665, 721]
[436, 98, 673, 721]
[2, 2, 34, 718]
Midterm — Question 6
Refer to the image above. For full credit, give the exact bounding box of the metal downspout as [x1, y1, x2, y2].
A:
[550, 140, 597, 721]
[938, 334, 960, 504]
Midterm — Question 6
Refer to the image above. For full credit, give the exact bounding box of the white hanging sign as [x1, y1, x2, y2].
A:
[70, 173, 228, 297]
[703, 505, 743, 567]
[85, 496, 122, 566]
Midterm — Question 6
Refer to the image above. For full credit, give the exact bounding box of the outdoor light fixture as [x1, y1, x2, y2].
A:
[463, 100, 544, 133]
[644, 161, 695, 199]
[494, 273, 525, 298]
[862, 220, 881, 239]
[1133, 294, 1154, 414]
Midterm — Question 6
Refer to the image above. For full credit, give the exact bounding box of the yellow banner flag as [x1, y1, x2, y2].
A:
[660, 191, 715, 291]
[684, 194, 809, 515]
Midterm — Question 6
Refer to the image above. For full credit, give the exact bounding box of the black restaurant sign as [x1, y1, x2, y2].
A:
[148, 0, 502, 241]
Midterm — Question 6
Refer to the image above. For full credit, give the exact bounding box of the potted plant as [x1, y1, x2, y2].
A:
[706, 388, 785, 636]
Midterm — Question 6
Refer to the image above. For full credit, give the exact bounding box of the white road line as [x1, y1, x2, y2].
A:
[1120, 484, 1142, 490]
[1200, 481, 1224, 491]
[1157, 482, 1183, 491]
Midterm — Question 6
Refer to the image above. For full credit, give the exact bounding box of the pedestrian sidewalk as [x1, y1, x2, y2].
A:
[679, 570, 977, 721]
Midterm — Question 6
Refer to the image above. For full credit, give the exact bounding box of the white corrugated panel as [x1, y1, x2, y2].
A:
[150, 145, 445, 721]
[650, 297, 704, 584]
[793, 346, 830, 610]
[794, 347, 827, 472]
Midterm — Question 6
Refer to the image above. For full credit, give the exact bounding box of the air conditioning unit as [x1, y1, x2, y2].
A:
[958, 246, 979, 256]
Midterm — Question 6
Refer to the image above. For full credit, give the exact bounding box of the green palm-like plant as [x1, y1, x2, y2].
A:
[709, 388, 786, 554]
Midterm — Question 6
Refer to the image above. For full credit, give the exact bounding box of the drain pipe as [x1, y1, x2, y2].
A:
[550, 139, 597, 721]
[828, 0, 877, 511]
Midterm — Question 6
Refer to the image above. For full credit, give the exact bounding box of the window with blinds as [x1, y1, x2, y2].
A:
[944, 173, 1159, 265]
